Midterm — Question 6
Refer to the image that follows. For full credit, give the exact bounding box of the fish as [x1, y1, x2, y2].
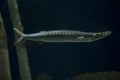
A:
[13, 27, 112, 45]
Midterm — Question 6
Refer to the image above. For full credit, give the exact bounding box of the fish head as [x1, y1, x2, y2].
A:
[77, 31, 112, 42]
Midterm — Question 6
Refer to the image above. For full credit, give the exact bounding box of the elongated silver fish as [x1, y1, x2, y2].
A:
[13, 27, 111, 45]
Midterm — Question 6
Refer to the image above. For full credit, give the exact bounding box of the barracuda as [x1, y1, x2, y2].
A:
[13, 27, 111, 45]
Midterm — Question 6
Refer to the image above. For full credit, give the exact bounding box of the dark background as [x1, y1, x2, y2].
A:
[0, 0, 120, 80]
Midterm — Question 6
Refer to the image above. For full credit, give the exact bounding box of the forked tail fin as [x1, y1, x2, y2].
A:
[13, 27, 25, 46]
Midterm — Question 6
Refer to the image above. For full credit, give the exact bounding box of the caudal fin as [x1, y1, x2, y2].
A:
[13, 27, 25, 46]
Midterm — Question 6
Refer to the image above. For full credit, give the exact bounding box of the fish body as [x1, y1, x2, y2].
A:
[13, 27, 111, 45]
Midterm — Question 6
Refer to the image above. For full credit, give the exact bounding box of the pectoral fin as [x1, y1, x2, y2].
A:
[77, 36, 85, 40]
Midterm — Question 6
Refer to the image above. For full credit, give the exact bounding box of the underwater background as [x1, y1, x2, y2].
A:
[0, 0, 120, 80]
